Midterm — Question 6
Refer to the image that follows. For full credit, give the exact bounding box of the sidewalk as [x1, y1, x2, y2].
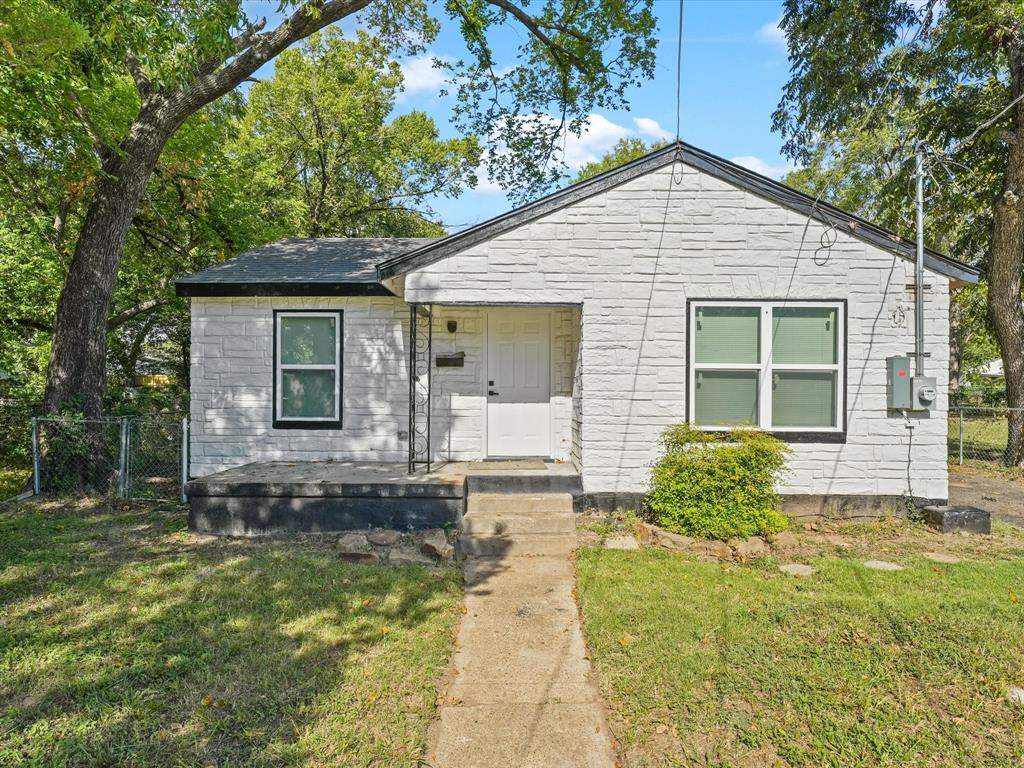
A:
[426, 553, 616, 767]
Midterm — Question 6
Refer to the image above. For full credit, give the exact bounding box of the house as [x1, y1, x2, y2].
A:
[176, 141, 978, 533]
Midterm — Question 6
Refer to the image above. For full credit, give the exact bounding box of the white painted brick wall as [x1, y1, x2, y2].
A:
[190, 296, 410, 475]
[403, 163, 951, 499]
[190, 298, 578, 474]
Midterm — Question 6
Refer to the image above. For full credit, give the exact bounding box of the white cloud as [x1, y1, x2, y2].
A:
[559, 114, 633, 169]
[632, 116, 673, 142]
[756, 18, 786, 47]
[472, 112, 682, 192]
[729, 155, 798, 180]
[471, 173, 506, 195]
[398, 53, 449, 95]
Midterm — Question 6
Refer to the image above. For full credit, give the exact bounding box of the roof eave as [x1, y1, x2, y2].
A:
[174, 280, 395, 298]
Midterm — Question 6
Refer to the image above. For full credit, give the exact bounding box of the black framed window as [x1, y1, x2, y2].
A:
[273, 310, 343, 428]
[688, 300, 846, 436]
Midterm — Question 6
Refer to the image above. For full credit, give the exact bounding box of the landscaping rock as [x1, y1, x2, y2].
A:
[688, 540, 733, 562]
[768, 531, 800, 550]
[420, 529, 455, 561]
[924, 551, 962, 564]
[634, 522, 660, 546]
[655, 529, 696, 551]
[863, 560, 904, 571]
[779, 563, 815, 577]
[604, 535, 640, 550]
[367, 529, 401, 546]
[730, 536, 769, 560]
[389, 546, 435, 567]
[338, 551, 382, 566]
[336, 533, 380, 564]
[1008, 687, 1024, 706]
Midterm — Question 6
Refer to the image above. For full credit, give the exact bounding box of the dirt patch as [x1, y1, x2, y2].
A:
[949, 466, 1024, 527]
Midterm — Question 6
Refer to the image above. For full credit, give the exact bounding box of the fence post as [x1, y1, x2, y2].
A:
[118, 417, 129, 498]
[958, 409, 964, 465]
[31, 417, 41, 496]
[180, 416, 189, 504]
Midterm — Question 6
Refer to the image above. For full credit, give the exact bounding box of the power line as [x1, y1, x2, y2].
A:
[674, 0, 684, 141]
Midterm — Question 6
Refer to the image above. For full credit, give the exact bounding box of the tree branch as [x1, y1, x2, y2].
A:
[484, 0, 587, 69]
[107, 294, 170, 330]
[124, 51, 152, 98]
[10, 317, 52, 333]
[182, 0, 373, 114]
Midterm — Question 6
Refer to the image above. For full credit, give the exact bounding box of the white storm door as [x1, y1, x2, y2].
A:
[486, 310, 552, 457]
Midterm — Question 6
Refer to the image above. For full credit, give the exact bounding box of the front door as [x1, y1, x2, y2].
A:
[486, 310, 551, 457]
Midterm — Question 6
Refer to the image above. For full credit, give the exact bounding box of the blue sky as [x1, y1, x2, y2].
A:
[244, 0, 794, 231]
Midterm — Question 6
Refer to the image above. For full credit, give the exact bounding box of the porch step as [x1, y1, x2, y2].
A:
[458, 532, 575, 558]
[467, 492, 574, 514]
[459, 491, 576, 559]
[461, 511, 575, 535]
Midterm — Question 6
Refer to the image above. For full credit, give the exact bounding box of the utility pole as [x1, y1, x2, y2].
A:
[914, 142, 926, 376]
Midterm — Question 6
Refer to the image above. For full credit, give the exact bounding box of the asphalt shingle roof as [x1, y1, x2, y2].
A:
[175, 238, 436, 297]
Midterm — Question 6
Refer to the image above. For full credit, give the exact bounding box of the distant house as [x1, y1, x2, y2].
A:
[979, 359, 1003, 378]
[176, 141, 978, 529]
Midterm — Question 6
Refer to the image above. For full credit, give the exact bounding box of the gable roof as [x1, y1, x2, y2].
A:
[377, 140, 979, 284]
[175, 237, 436, 297]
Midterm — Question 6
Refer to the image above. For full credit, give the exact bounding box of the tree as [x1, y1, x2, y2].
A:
[237, 30, 479, 238]
[773, 0, 1024, 464]
[780, 109, 999, 399]
[0, 0, 656, 420]
[574, 137, 667, 182]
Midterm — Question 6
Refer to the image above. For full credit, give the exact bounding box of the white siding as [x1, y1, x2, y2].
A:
[401, 163, 950, 499]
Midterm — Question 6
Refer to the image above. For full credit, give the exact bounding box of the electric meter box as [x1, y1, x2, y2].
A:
[886, 356, 913, 410]
[912, 376, 937, 410]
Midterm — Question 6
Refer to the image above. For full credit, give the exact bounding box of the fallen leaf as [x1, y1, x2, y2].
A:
[381, 626, 390, 635]
[656, 724, 668, 734]
[618, 633, 635, 647]
[1010, 593, 1019, 604]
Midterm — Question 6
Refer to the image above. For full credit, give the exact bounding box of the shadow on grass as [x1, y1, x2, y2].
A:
[0, 499, 461, 767]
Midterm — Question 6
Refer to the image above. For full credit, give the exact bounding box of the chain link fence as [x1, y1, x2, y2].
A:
[30, 414, 188, 501]
[949, 406, 1021, 469]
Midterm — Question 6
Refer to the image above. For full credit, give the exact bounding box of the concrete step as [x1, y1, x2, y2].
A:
[458, 532, 575, 558]
[461, 510, 575, 535]
[466, 492, 574, 514]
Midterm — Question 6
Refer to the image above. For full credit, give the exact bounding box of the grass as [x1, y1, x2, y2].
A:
[947, 415, 1024, 479]
[0, 464, 31, 499]
[0, 499, 462, 767]
[576, 524, 1024, 768]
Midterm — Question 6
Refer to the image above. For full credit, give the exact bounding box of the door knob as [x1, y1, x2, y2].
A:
[488, 390, 499, 396]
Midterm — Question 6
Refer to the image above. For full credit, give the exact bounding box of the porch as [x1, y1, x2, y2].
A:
[408, 303, 582, 469]
[186, 459, 581, 535]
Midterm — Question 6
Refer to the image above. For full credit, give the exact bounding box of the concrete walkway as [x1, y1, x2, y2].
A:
[426, 495, 616, 768]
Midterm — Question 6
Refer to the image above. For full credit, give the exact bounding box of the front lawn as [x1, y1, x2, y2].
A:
[0, 464, 31, 499]
[576, 523, 1024, 767]
[0, 499, 462, 767]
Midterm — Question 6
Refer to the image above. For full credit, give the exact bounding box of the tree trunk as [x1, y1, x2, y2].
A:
[988, 40, 1024, 466]
[43, 103, 178, 417]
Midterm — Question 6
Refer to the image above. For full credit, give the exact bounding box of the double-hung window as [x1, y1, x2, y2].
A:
[274, 311, 342, 427]
[688, 301, 844, 434]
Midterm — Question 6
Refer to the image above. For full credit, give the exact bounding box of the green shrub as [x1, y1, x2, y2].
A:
[647, 424, 790, 540]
